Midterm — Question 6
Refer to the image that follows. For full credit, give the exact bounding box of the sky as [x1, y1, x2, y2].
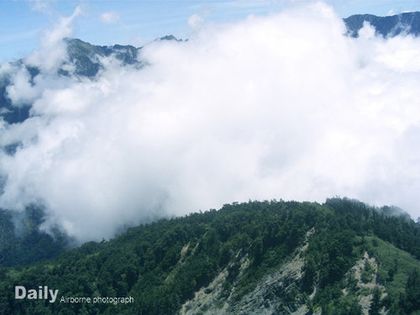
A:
[1, 0, 420, 61]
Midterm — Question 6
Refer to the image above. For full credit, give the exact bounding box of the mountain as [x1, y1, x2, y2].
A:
[1, 10, 420, 124]
[0, 35, 180, 124]
[0, 207, 70, 267]
[0, 198, 419, 314]
[1, 21, 420, 315]
[63, 38, 141, 77]
[344, 12, 420, 37]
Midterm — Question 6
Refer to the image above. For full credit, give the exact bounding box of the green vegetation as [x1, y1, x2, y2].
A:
[366, 236, 420, 298]
[0, 207, 69, 267]
[0, 198, 419, 314]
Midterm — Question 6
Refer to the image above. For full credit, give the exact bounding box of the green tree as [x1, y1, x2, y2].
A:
[369, 288, 381, 315]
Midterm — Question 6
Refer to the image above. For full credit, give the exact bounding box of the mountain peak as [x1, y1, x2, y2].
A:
[158, 34, 182, 42]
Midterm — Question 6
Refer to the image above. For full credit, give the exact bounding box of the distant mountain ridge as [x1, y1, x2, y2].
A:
[0, 35, 180, 124]
[344, 11, 420, 37]
[2, 12, 420, 123]
[64, 38, 140, 77]
[64, 35, 182, 77]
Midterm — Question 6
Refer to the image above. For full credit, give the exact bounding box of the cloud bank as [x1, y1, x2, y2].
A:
[1, 3, 420, 241]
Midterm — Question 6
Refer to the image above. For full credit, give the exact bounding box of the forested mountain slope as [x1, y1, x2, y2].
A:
[0, 198, 419, 314]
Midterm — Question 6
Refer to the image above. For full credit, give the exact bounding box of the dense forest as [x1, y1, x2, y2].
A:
[0, 198, 419, 314]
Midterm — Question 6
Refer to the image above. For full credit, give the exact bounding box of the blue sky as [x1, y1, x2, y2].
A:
[1, 0, 420, 61]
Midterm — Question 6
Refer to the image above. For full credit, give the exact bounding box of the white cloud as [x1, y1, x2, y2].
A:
[188, 14, 204, 30]
[4, 7, 80, 107]
[100, 11, 120, 24]
[2, 3, 420, 241]
[25, 6, 82, 73]
[28, 0, 55, 13]
[6, 67, 40, 106]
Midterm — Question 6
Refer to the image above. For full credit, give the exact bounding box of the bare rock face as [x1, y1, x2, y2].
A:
[343, 251, 387, 315]
[180, 229, 315, 315]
